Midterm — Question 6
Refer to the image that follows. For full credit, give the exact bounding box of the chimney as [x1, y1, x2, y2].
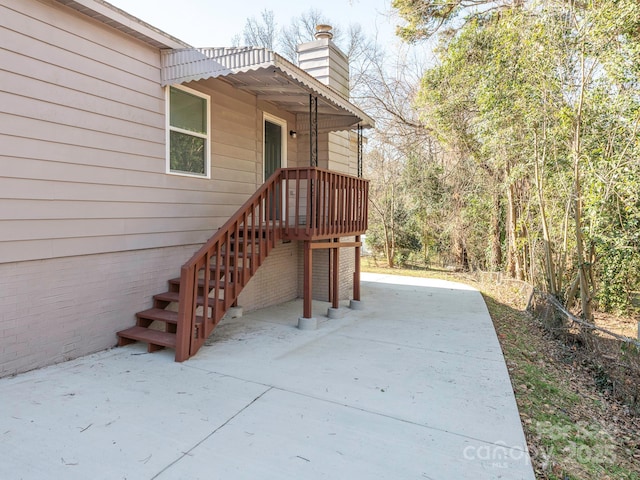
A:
[297, 25, 349, 99]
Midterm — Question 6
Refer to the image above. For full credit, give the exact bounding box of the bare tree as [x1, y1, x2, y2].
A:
[279, 9, 336, 62]
[242, 9, 277, 50]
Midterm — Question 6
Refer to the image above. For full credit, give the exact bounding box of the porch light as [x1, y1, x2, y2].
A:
[289, 130, 297, 138]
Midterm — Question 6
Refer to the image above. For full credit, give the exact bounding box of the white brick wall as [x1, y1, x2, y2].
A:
[237, 241, 299, 312]
[0, 238, 360, 377]
[0, 245, 196, 377]
[296, 238, 356, 303]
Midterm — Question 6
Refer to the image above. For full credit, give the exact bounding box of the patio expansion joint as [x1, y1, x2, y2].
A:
[180, 364, 525, 456]
[267, 384, 530, 456]
[334, 333, 505, 364]
[149, 385, 273, 480]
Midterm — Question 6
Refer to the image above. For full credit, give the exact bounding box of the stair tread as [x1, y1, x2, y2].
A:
[119, 224, 273, 359]
[136, 308, 178, 323]
[117, 326, 176, 348]
[154, 291, 225, 306]
[137, 307, 205, 324]
[154, 291, 182, 302]
[168, 278, 236, 289]
[208, 264, 252, 271]
[209, 265, 251, 273]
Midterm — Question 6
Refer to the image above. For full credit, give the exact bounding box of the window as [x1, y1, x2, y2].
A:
[167, 85, 210, 177]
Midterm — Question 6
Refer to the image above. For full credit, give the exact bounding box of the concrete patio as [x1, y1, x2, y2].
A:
[0, 272, 535, 479]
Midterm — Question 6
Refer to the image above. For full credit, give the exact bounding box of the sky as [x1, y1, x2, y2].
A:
[106, 0, 404, 50]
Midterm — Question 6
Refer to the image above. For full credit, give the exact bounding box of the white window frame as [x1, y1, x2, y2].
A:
[166, 84, 211, 178]
[262, 112, 288, 183]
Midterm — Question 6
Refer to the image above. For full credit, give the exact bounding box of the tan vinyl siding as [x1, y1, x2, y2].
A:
[0, 0, 275, 264]
[327, 131, 354, 174]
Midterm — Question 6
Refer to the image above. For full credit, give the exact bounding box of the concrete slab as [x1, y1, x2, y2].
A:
[157, 388, 532, 480]
[0, 272, 535, 479]
[0, 347, 268, 480]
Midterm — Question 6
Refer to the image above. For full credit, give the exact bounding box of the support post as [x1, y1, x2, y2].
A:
[354, 235, 361, 301]
[350, 235, 363, 310]
[327, 238, 345, 319]
[298, 240, 317, 329]
[332, 239, 339, 309]
[304, 240, 312, 318]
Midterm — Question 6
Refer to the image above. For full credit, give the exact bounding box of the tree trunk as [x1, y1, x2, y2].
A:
[572, 46, 593, 322]
[534, 129, 558, 296]
[505, 161, 522, 279]
[383, 223, 395, 268]
[491, 191, 502, 270]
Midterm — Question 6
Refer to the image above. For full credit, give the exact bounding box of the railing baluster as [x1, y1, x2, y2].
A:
[348, 173, 351, 235]
[337, 173, 342, 235]
[202, 251, 210, 327]
[234, 220, 240, 299]
[250, 202, 257, 274]
[284, 173, 290, 235]
[318, 171, 324, 236]
[272, 181, 277, 249]
[331, 172, 336, 236]
[224, 230, 232, 310]
[305, 171, 310, 238]
[258, 192, 265, 266]
[330, 172, 334, 235]
[364, 181, 369, 233]
[213, 241, 221, 319]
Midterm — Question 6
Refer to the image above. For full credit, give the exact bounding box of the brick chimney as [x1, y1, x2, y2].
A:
[297, 25, 349, 99]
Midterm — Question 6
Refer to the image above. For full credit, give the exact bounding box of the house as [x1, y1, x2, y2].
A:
[0, 0, 373, 376]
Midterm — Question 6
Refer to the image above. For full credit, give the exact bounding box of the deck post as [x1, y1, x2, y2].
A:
[332, 239, 339, 309]
[327, 238, 345, 319]
[350, 235, 364, 310]
[175, 266, 195, 361]
[298, 240, 317, 329]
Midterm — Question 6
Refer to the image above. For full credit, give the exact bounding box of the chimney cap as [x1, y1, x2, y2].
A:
[315, 24, 333, 40]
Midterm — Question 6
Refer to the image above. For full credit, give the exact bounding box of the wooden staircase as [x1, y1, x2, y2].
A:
[117, 170, 281, 361]
[116, 237, 258, 353]
[116, 167, 369, 362]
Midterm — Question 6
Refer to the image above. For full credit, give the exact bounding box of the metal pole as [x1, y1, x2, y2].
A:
[309, 94, 318, 167]
[357, 124, 363, 178]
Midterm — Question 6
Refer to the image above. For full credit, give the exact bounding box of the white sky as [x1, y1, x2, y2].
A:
[106, 0, 403, 50]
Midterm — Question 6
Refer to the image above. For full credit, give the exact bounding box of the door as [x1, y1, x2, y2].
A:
[264, 118, 283, 179]
[264, 115, 287, 220]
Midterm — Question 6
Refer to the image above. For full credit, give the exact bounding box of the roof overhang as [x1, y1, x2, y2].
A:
[161, 47, 374, 134]
[53, 1, 374, 133]
[54, 0, 189, 49]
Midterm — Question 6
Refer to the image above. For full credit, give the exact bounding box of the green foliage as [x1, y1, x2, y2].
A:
[391, 0, 640, 313]
[392, 0, 513, 42]
[596, 244, 640, 313]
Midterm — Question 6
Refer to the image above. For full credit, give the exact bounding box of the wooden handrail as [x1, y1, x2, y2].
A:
[174, 167, 369, 361]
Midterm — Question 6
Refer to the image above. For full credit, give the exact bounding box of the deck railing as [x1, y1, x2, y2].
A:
[174, 167, 369, 361]
[280, 167, 369, 240]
